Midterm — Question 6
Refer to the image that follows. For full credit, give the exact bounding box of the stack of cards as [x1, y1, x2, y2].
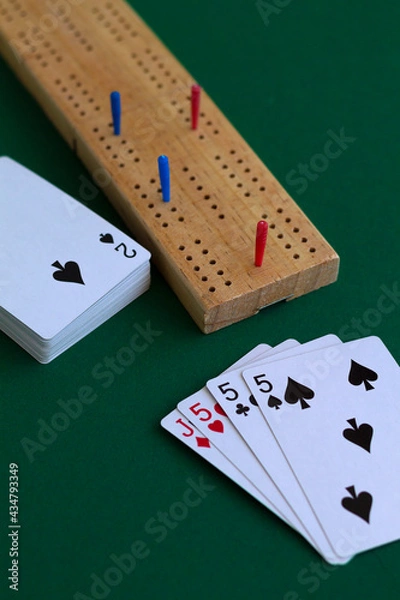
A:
[0, 157, 151, 363]
[162, 335, 400, 564]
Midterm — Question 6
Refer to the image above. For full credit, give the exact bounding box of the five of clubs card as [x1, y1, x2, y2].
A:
[162, 334, 400, 564]
[0, 157, 151, 363]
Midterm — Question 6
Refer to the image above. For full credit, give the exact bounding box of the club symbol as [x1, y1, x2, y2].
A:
[236, 403, 250, 417]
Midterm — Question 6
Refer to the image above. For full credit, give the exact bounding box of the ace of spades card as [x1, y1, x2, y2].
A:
[243, 336, 400, 558]
[0, 157, 150, 361]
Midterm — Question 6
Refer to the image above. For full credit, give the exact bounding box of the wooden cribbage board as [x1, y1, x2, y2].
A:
[0, 0, 339, 333]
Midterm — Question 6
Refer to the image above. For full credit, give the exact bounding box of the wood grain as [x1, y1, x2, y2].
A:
[0, 0, 339, 332]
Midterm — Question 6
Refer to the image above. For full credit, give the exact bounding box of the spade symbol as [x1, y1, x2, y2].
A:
[52, 261, 85, 285]
[268, 395, 282, 410]
[348, 360, 378, 391]
[342, 418, 373, 453]
[100, 233, 114, 244]
[341, 485, 372, 523]
[249, 394, 258, 407]
[284, 377, 315, 410]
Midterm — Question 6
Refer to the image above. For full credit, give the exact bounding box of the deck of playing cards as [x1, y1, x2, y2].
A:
[0, 157, 151, 363]
[162, 335, 400, 564]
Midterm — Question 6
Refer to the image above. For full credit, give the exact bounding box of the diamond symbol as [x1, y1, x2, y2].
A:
[196, 436, 210, 448]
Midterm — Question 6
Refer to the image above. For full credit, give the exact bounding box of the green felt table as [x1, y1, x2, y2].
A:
[1, 1, 400, 598]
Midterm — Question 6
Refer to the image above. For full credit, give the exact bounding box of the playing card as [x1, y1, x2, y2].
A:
[178, 341, 326, 546]
[243, 336, 400, 558]
[0, 157, 150, 353]
[206, 334, 348, 563]
[176, 343, 306, 522]
[161, 409, 278, 510]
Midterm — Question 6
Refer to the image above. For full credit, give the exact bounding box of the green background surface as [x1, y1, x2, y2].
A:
[1, 1, 400, 599]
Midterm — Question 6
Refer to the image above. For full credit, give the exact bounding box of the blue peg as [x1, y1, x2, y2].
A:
[158, 155, 170, 202]
[110, 91, 121, 135]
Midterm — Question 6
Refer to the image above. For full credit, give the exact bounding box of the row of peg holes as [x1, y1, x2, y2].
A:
[182, 163, 315, 259]
[93, 4, 138, 40]
[11, 5, 91, 57]
[94, 6, 203, 134]
[14, 31, 62, 68]
[59, 15, 93, 52]
[132, 51, 178, 90]
[94, 123, 140, 168]
[69, 96, 313, 262]
[74, 26, 315, 263]
[43, 1, 314, 263]
[132, 49, 220, 144]
[4, 0, 316, 286]
[145, 165, 227, 290]
[89, 142, 315, 264]
[1, 0, 24, 20]
[54, 75, 104, 117]
[90, 2, 314, 264]
[214, 152, 316, 258]
[178, 244, 231, 292]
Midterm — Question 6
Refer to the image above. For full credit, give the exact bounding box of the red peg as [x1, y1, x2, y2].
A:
[191, 84, 201, 130]
[255, 220, 268, 266]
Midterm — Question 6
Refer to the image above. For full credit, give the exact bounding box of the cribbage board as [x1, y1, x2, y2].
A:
[0, 0, 339, 333]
